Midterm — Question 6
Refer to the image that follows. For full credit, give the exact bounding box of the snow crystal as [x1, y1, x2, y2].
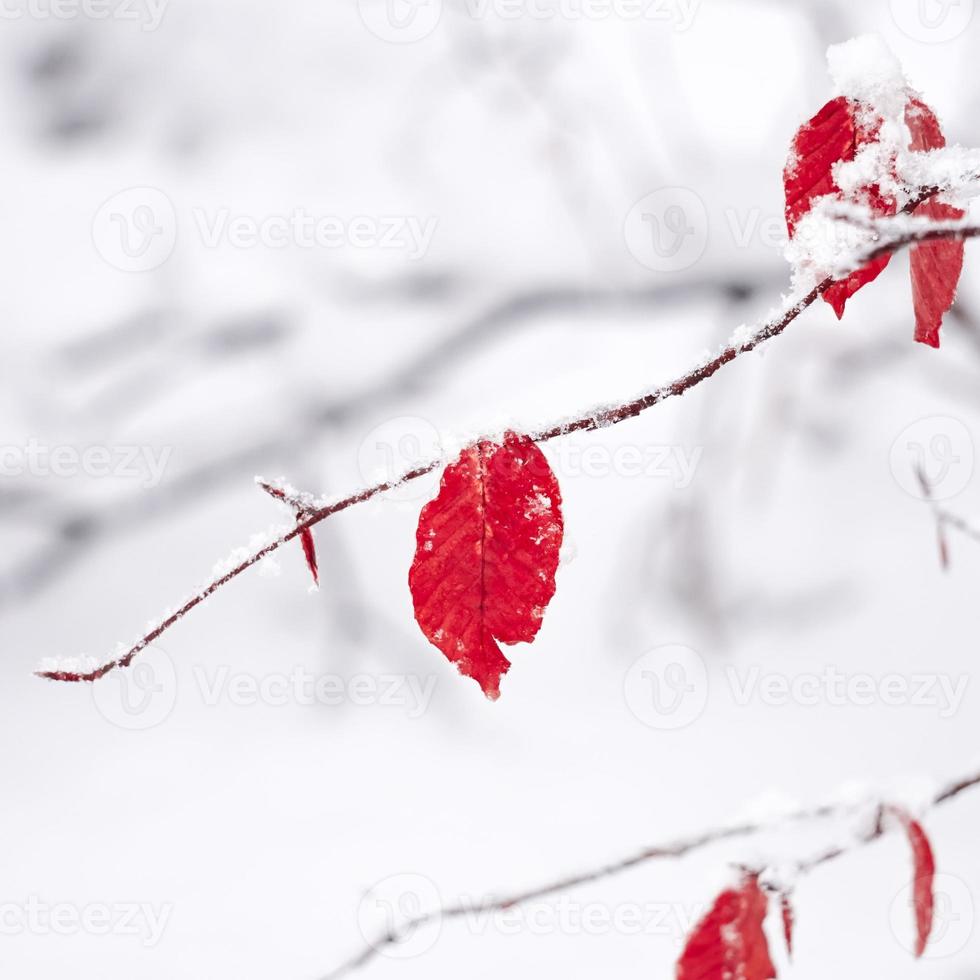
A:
[526, 492, 553, 517]
[827, 35, 906, 115]
[36, 654, 100, 675]
[732, 788, 803, 825]
[827, 779, 872, 808]
[759, 863, 799, 895]
[901, 146, 980, 200]
[784, 198, 878, 289]
[257, 555, 282, 578]
[729, 324, 755, 351]
[886, 773, 938, 815]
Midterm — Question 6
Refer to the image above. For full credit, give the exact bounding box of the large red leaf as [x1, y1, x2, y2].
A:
[409, 431, 563, 699]
[906, 96, 964, 348]
[891, 808, 936, 957]
[676, 874, 776, 980]
[784, 96, 895, 318]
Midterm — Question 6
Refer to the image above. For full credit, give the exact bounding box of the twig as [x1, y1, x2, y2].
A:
[914, 464, 980, 569]
[936, 510, 980, 549]
[863, 220, 980, 265]
[320, 768, 980, 979]
[257, 478, 316, 516]
[34, 186, 977, 684]
[915, 463, 951, 569]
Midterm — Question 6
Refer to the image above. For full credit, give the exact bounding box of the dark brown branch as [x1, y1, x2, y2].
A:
[319, 768, 980, 980]
[34, 186, 976, 685]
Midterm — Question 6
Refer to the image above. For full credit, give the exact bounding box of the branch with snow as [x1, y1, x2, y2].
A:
[33, 35, 980, 691]
[34, 188, 980, 685]
[318, 767, 980, 980]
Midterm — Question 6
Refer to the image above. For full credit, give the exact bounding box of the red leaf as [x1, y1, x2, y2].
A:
[784, 96, 895, 318]
[906, 96, 964, 348]
[300, 526, 318, 587]
[891, 808, 936, 957]
[409, 431, 563, 699]
[779, 891, 794, 959]
[676, 874, 776, 980]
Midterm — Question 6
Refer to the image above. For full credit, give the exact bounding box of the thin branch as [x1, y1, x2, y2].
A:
[319, 768, 980, 979]
[914, 463, 980, 569]
[33, 279, 825, 684]
[257, 478, 317, 516]
[915, 463, 951, 569]
[937, 510, 980, 548]
[34, 188, 979, 684]
[863, 219, 980, 264]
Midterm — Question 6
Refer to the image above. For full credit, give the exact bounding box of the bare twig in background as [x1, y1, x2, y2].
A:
[319, 767, 980, 980]
[916, 463, 980, 569]
[0, 274, 778, 610]
[34, 194, 980, 685]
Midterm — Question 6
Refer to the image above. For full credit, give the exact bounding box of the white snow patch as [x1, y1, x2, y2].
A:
[827, 35, 906, 116]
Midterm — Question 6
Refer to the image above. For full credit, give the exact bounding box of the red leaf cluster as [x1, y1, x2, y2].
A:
[675, 814, 937, 976]
[785, 91, 963, 343]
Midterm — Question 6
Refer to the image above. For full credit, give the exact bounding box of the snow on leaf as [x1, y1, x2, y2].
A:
[784, 95, 895, 317]
[676, 874, 776, 980]
[906, 96, 964, 348]
[408, 431, 563, 700]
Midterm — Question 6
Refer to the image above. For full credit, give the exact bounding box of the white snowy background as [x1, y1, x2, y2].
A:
[2, 0, 980, 977]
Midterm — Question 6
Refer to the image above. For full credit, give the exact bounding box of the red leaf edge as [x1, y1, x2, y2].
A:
[889, 806, 936, 957]
[300, 526, 319, 587]
[676, 873, 776, 980]
[906, 96, 964, 348]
